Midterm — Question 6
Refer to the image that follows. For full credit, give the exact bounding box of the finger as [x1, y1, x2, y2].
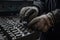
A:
[31, 6, 39, 12]
[25, 8, 34, 16]
[25, 7, 38, 17]
[28, 16, 41, 27]
[25, 9, 38, 21]
[28, 12, 38, 21]
[20, 7, 30, 17]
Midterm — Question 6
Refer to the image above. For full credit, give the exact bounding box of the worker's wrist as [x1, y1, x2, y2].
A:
[46, 12, 54, 27]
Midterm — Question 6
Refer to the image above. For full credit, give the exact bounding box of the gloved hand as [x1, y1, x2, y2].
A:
[20, 6, 54, 32]
[28, 13, 54, 32]
[20, 6, 39, 21]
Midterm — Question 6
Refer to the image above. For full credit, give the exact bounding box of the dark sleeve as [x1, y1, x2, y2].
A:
[33, 0, 46, 14]
[33, 0, 56, 13]
[52, 9, 60, 24]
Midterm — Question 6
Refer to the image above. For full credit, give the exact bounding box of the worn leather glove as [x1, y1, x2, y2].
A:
[20, 6, 39, 21]
[28, 13, 54, 32]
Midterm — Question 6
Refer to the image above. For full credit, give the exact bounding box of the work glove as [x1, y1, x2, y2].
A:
[20, 6, 39, 21]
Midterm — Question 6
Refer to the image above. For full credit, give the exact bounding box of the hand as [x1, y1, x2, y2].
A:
[20, 6, 39, 21]
[28, 13, 54, 32]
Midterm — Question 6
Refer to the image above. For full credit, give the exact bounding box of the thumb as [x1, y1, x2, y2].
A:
[28, 16, 42, 27]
